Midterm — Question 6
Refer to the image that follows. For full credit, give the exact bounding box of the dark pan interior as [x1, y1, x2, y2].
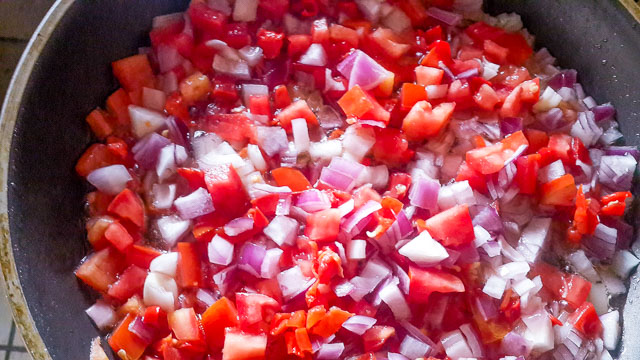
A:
[5, 0, 640, 359]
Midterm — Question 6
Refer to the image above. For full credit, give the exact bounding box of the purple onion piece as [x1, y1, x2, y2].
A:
[500, 117, 523, 136]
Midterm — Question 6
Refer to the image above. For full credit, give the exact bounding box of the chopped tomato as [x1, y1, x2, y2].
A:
[236, 293, 280, 327]
[177, 168, 207, 190]
[112, 54, 155, 92]
[164, 93, 190, 121]
[308, 306, 353, 337]
[421, 40, 452, 67]
[305, 209, 342, 242]
[422, 204, 475, 247]
[274, 85, 292, 109]
[515, 154, 540, 195]
[258, 29, 285, 59]
[415, 66, 444, 86]
[456, 162, 488, 194]
[465, 130, 529, 174]
[107, 189, 145, 228]
[400, 83, 428, 111]
[569, 186, 599, 243]
[363, 325, 396, 352]
[222, 329, 267, 360]
[201, 297, 239, 350]
[188, 3, 227, 34]
[106, 88, 132, 127]
[401, 101, 456, 141]
[568, 302, 602, 339]
[600, 191, 631, 216]
[330, 24, 359, 47]
[249, 95, 271, 116]
[271, 310, 306, 336]
[287, 34, 313, 58]
[86, 108, 114, 139]
[276, 100, 319, 132]
[408, 267, 465, 303]
[179, 72, 211, 104]
[168, 308, 204, 342]
[204, 164, 250, 218]
[176, 242, 202, 288]
[373, 128, 414, 167]
[371, 28, 410, 59]
[524, 128, 549, 154]
[315, 247, 343, 283]
[271, 167, 312, 192]
[76, 144, 121, 177]
[76, 247, 125, 292]
[103, 221, 134, 252]
[532, 263, 592, 309]
[109, 314, 148, 360]
[473, 83, 500, 111]
[125, 245, 161, 269]
[337, 85, 391, 124]
[540, 174, 577, 207]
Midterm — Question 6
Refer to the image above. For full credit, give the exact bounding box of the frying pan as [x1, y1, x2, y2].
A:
[1, 0, 640, 359]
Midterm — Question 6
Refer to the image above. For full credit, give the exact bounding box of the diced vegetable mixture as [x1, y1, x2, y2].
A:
[77, 0, 638, 359]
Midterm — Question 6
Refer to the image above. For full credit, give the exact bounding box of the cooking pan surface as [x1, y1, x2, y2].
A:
[1, 0, 640, 359]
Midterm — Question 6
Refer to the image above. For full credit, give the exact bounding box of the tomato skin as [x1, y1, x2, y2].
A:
[465, 130, 529, 174]
[515, 154, 540, 195]
[204, 164, 250, 218]
[273, 85, 292, 109]
[201, 297, 239, 350]
[143, 306, 168, 332]
[423, 204, 475, 247]
[108, 188, 145, 228]
[104, 221, 134, 252]
[176, 242, 202, 288]
[76, 247, 126, 292]
[456, 162, 488, 194]
[385, 173, 412, 200]
[308, 306, 353, 337]
[540, 174, 577, 207]
[276, 100, 319, 132]
[532, 263, 592, 309]
[109, 314, 148, 360]
[315, 247, 343, 283]
[421, 40, 452, 67]
[362, 325, 396, 352]
[76, 143, 121, 177]
[372, 128, 414, 168]
[177, 168, 207, 191]
[568, 302, 603, 339]
[408, 267, 465, 303]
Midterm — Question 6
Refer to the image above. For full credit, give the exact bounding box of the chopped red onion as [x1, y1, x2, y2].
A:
[536, 107, 564, 131]
[347, 239, 367, 260]
[399, 231, 448, 265]
[213, 265, 236, 295]
[333, 279, 355, 297]
[296, 189, 331, 213]
[174, 188, 214, 219]
[521, 310, 554, 352]
[132, 133, 171, 169]
[151, 183, 176, 210]
[471, 205, 503, 234]
[593, 103, 616, 122]
[264, 215, 298, 247]
[456, 67, 479, 80]
[349, 259, 392, 301]
[605, 146, 640, 160]
[583, 223, 618, 260]
[377, 210, 414, 250]
[208, 235, 234, 266]
[598, 154, 637, 191]
[238, 46, 263, 67]
[320, 167, 357, 192]
[149, 252, 178, 277]
[342, 315, 377, 335]
[85, 300, 116, 330]
[165, 116, 189, 149]
[143, 272, 178, 312]
[387, 353, 409, 360]
[538, 159, 566, 183]
[196, 288, 218, 308]
[570, 111, 602, 147]
[337, 50, 392, 91]
[260, 248, 283, 279]
[299, 43, 328, 67]
[379, 283, 411, 320]
[441, 330, 474, 359]
[156, 44, 184, 73]
[87, 165, 132, 195]
[500, 117, 523, 136]
[547, 69, 577, 90]
[317, 343, 345, 359]
[533, 87, 562, 113]
[238, 242, 266, 277]
[276, 194, 292, 216]
[337, 199, 355, 217]
[482, 275, 507, 299]
[156, 144, 188, 180]
[426, 7, 462, 25]
[277, 266, 314, 301]
[500, 331, 530, 357]
[342, 200, 382, 236]
[157, 216, 192, 248]
[567, 250, 600, 282]
[224, 217, 255, 237]
[128, 316, 156, 345]
[408, 176, 440, 211]
[256, 126, 288, 156]
[399, 335, 431, 359]
[459, 324, 484, 358]
[232, 0, 258, 22]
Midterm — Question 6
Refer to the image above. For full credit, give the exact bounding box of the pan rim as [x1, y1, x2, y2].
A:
[0, 0, 74, 359]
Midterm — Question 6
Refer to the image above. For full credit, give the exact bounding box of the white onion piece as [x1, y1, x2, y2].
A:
[192, 133, 223, 160]
[174, 188, 215, 219]
[261, 248, 284, 279]
[206, 39, 240, 60]
[399, 335, 431, 359]
[317, 343, 345, 359]
[382, 7, 411, 34]
[343, 125, 375, 161]
[482, 275, 507, 299]
[257, 126, 288, 157]
[149, 252, 179, 278]
[342, 315, 377, 335]
[441, 330, 473, 359]
[152, 183, 176, 210]
[588, 282, 609, 315]
[571, 111, 603, 147]
[473, 226, 492, 247]
[129, 105, 167, 138]
[299, 43, 328, 67]
[355, 0, 383, 22]
[516, 217, 551, 263]
[522, 310, 554, 352]
[208, 0, 232, 15]
[601, 350, 614, 360]
[277, 266, 314, 301]
[208, 235, 234, 266]
[85, 300, 117, 330]
[264, 216, 298, 246]
[600, 310, 620, 350]
[513, 277, 536, 297]
[156, 144, 188, 180]
[533, 87, 562, 112]
[426, 84, 448, 99]
[247, 144, 267, 172]
[538, 159, 566, 183]
[497, 261, 530, 280]
[324, 68, 346, 93]
[142, 87, 167, 111]
[157, 44, 184, 73]
[347, 239, 367, 260]
[379, 283, 411, 320]
[349, 259, 392, 301]
[238, 46, 263, 67]
[233, 0, 258, 22]
[157, 216, 191, 248]
[87, 165, 132, 195]
[292, 118, 311, 153]
[399, 231, 448, 265]
[310, 140, 343, 160]
[611, 250, 640, 278]
[241, 84, 269, 106]
[600, 270, 626, 295]
[567, 250, 600, 282]
[459, 324, 483, 358]
[212, 55, 251, 80]
[437, 181, 475, 210]
[143, 272, 178, 312]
